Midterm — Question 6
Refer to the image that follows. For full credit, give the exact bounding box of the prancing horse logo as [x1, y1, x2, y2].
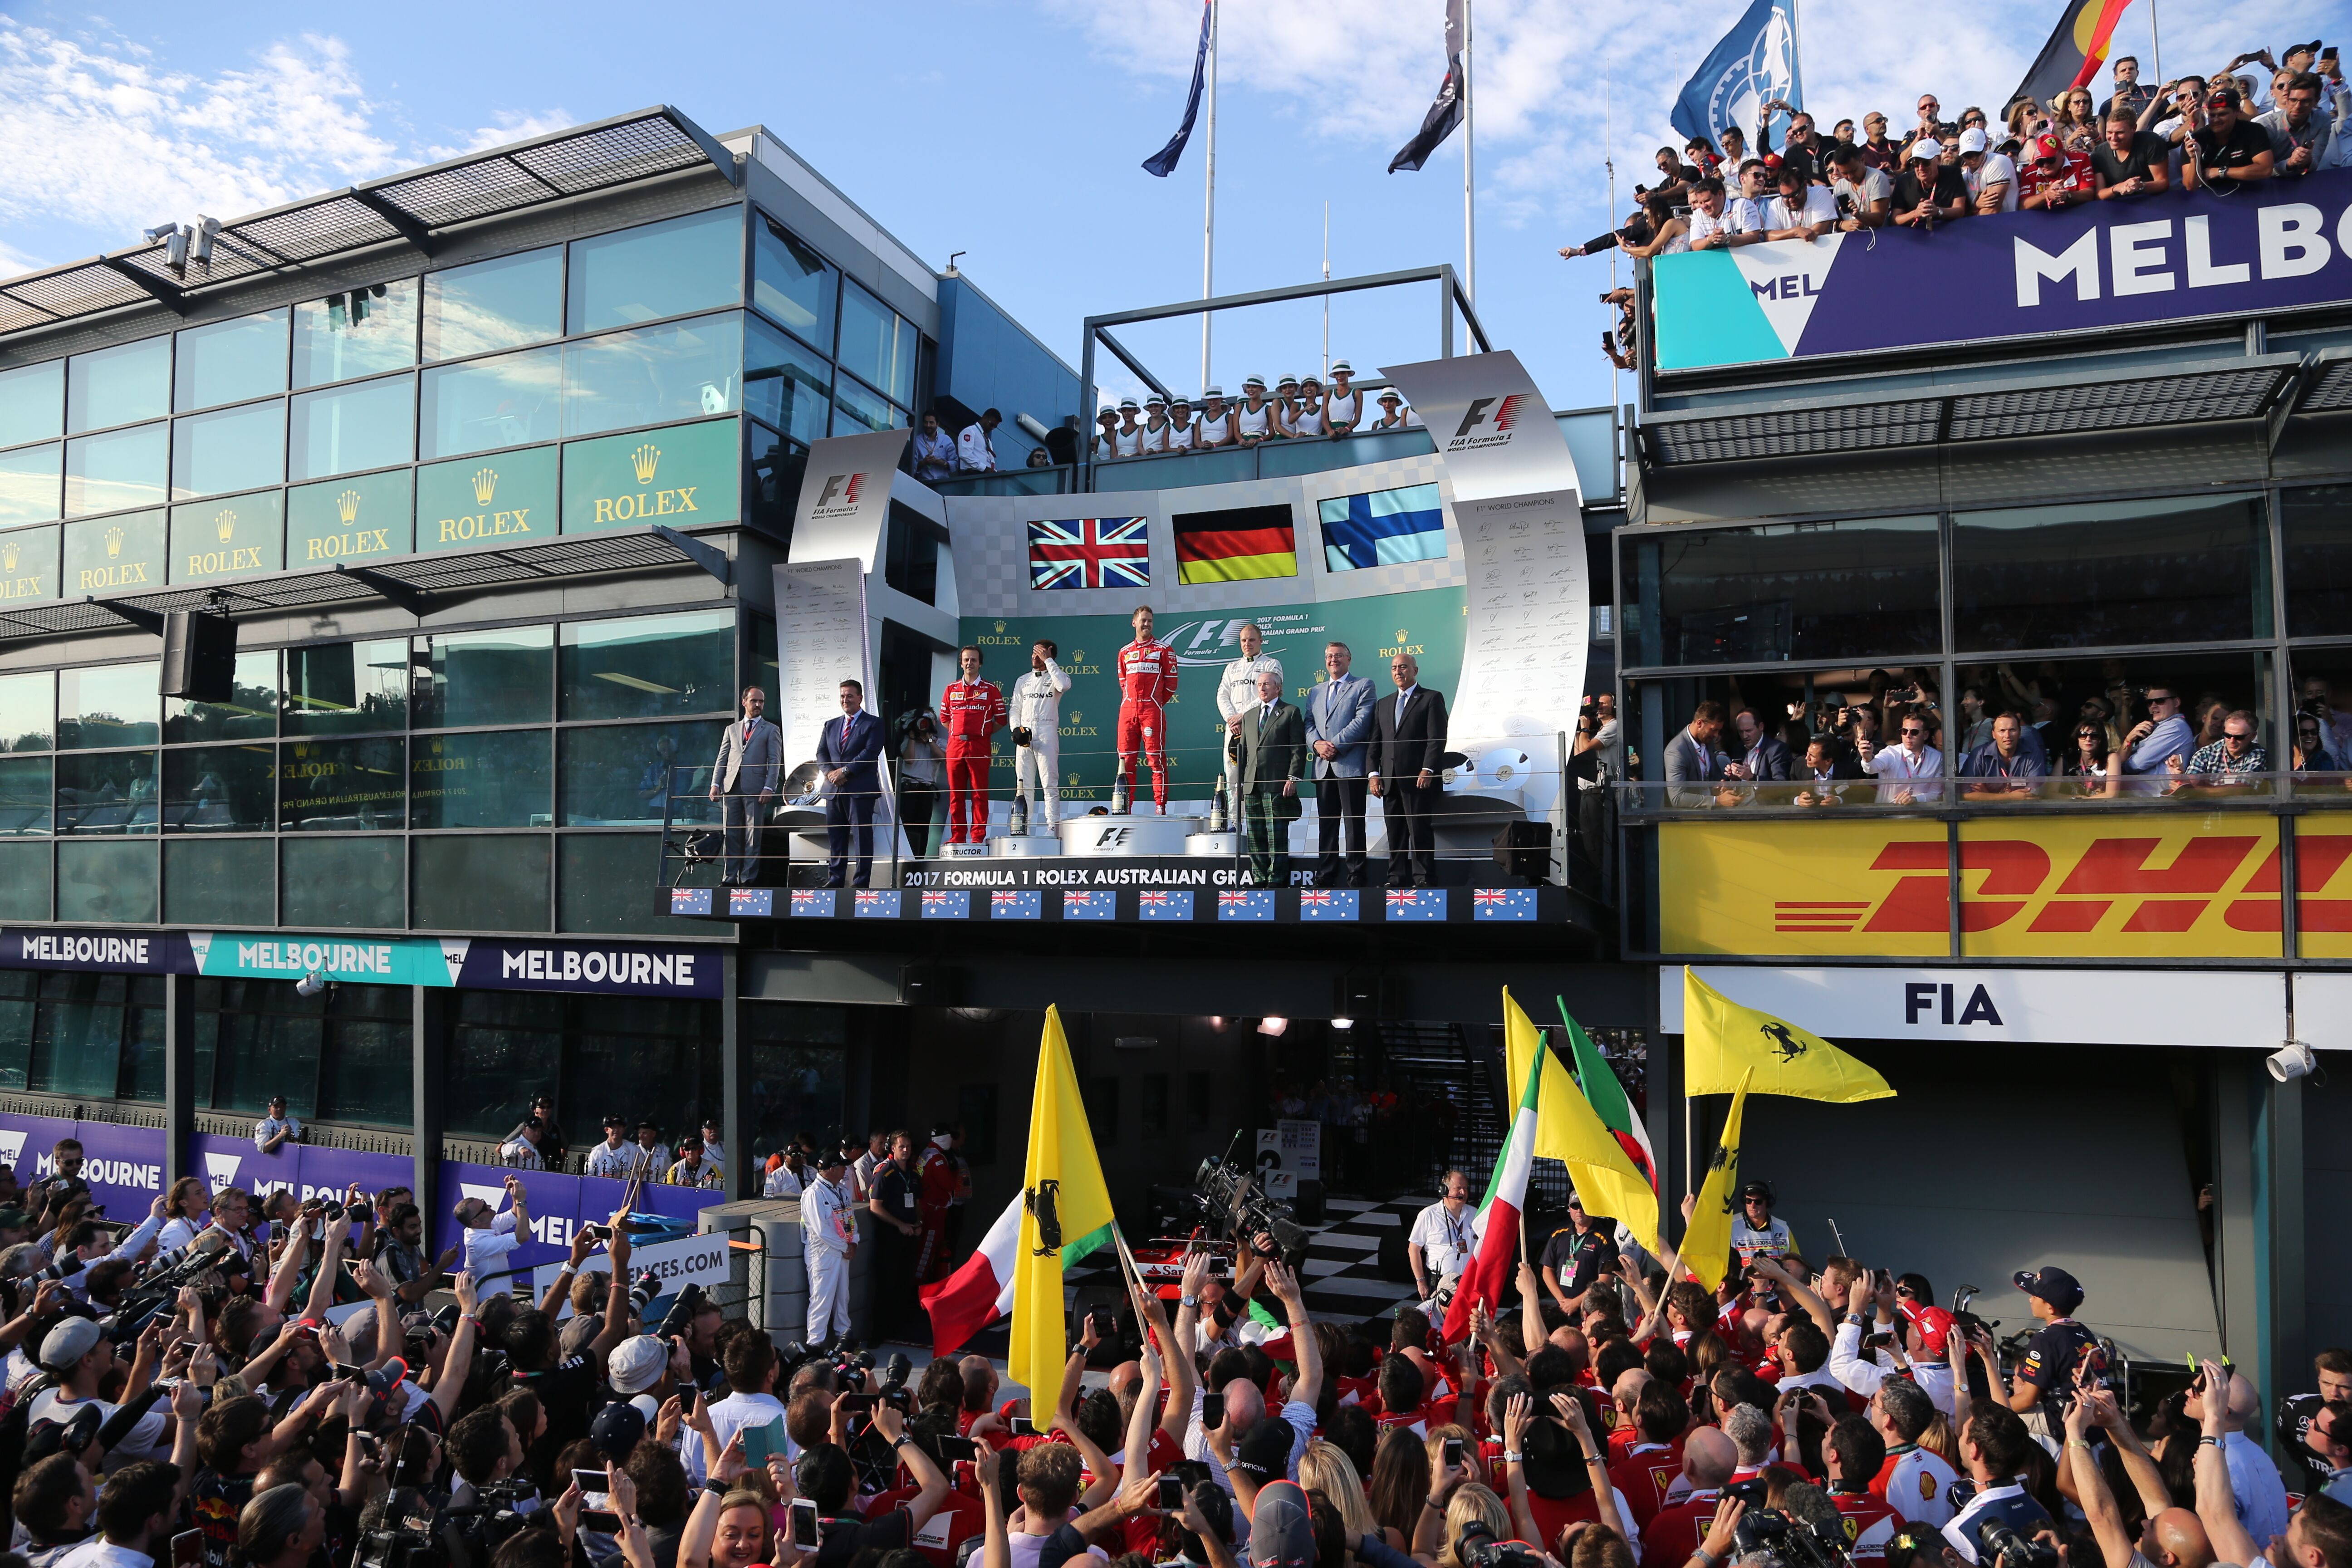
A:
[1759, 1020, 1808, 1061]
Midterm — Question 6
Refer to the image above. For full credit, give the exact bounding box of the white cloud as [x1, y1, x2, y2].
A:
[0, 21, 574, 271]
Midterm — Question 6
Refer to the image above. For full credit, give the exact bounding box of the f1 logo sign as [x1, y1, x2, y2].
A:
[1095, 826, 1128, 848]
[815, 472, 867, 508]
[1453, 394, 1525, 438]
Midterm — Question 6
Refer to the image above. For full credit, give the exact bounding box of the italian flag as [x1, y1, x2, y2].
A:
[1558, 1000, 1657, 1189]
[921, 1190, 1023, 1357]
[1442, 1044, 1543, 1344]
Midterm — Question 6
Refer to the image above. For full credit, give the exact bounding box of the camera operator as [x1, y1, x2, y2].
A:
[1940, 1406, 2053, 1564]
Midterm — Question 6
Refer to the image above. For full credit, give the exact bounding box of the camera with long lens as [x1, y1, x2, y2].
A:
[1192, 1150, 1308, 1260]
[1725, 1482, 1852, 1568]
[1454, 1518, 1544, 1568]
[1977, 1522, 2060, 1568]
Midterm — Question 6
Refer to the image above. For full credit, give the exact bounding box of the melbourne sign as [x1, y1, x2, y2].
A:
[1652, 168, 2352, 371]
[1658, 816, 2352, 958]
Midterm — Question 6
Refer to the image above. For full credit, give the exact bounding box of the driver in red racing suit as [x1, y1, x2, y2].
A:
[1117, 604, 1180, 811]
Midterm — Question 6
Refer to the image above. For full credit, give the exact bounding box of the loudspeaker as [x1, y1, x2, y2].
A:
[160, 611, 235, 702]
[1491, 820, 1552, 882]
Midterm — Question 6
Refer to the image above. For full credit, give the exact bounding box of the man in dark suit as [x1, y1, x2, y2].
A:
[1238, 670, 1306, 887]
[1726, 708, 1793, 782]
[1368, 653, 1449, 888]
[710, 685, 783, 884]
[817, 679, 886, 887]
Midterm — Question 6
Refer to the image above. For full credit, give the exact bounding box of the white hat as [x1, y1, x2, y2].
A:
[1243, 375, 1267, 389]
[608, 1334, 668, 1396]
[1906, 137, 1943, 162]
[1098, 405, 1120, 418]
[1957, 127, 1989, 155]
[1276, 373, 1299, 387]
[1118, 396, 1140, 412]
[1144, 391, 1167, 407]
[1203, 385, 1225, 400]
[1170, 392, 1192, 405]
[1330, 360, 1353, 376]
[1377, 388, 1403, 403]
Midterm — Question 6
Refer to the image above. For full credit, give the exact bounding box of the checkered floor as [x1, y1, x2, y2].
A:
[1291, 1196, 1422, 1320]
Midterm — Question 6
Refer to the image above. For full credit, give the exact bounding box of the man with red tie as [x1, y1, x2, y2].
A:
[940, 647, 1006, 844]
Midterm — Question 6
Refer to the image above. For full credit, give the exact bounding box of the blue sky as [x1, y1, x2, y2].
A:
[0, 0, 2328, 412]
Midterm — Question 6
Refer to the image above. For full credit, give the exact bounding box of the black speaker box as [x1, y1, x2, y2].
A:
[160, 611, 235, 702]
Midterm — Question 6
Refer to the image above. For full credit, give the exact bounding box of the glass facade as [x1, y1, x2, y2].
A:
[175, 310, 289, 412]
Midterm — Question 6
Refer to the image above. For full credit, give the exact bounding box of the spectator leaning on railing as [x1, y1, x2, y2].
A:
[252, 1097, 301, 1155]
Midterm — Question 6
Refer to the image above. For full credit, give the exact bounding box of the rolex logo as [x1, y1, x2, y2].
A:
[994, 621, 1006, 633]
[215, 509, 237, 544]
[631, 444, 661, 484]
[471, 467, 498, 506]
[1395, 627, 1408, 642]
[336, 490, 361, 524]
[1071, 650, 1085, 663]
[1, 540, 15, 572]
[1068, 710, 1082, 725]
[104, 526, 124, 558]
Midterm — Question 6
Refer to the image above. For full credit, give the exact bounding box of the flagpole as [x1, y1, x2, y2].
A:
[1321, 201, 1331, 382]
[1461, 0, 1476, 307]
[1201, 0, 1218, 393]
[2147, 0, 2162, 89]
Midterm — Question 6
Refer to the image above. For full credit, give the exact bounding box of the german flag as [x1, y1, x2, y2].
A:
[1172, 503, 1297, 584]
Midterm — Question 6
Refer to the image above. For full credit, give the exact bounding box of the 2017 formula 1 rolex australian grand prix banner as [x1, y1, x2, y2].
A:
[1651, 168, 2352, 372]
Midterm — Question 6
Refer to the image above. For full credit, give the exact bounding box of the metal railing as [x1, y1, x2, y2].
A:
[1613, 769, 2352, 818]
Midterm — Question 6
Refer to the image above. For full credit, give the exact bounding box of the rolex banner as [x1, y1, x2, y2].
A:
[1379, 351, 1591, 749]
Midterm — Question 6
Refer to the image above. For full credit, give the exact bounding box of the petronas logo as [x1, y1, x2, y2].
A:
[631, 443, 661, 484]
[336, 490, 361, 524]
[471, 467, 498, 506]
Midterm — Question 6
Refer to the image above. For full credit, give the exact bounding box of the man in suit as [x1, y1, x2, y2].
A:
[1305, 641, 1376, 887]
[1725, 708, 1793, 783]
[1368, 653, 1448, 888]
[1665, 699, 1728, 806]
[817, 678, 885, 887]
[710, 685, 782, 884]
[1238, 670, 1306, 887]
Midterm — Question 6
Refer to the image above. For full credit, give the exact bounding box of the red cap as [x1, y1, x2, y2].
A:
[1898, 1301, 1956, 1354]
[2031, 132, 2063, 162]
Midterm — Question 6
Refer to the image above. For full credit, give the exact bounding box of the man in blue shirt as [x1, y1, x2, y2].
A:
[2117, 685, 2194, 793]
[1961, 712, 2048, 799]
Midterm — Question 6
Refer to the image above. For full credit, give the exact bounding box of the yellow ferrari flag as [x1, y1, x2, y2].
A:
[1683, 968, 1894, 1102]
[1009, 1005, 1118, 1397]
[1682, 1067, 1753, 1291]
[1501, 989, 1660, 1255]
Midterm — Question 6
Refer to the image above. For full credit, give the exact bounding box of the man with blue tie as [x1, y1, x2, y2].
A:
[1305, 640, 1376, 887]
[817, 679, 886, 888]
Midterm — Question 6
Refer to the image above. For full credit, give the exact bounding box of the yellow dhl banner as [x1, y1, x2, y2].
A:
[1659, 817, 2352, 959]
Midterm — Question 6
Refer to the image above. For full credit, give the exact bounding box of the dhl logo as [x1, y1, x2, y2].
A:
[1771, 832, 2352, 936]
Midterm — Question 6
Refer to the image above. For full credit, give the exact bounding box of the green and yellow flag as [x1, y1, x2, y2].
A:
[1682, 1066, 1753, 1290]
[1683, 968, 1894, 1103]
[1009, 1005, 1118, 1396]
[1502, 990, 1660, 1255]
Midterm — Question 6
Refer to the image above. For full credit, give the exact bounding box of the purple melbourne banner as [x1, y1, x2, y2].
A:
[0, 1111, 87, 1191]
[195, 1132, 298, 1204]
[453, 939, 724, 998]
[0, 930, 193, 974]
[1652, 168, 2352, 371]
[434, 1161, 588, 1290]
[299, 1147, 412, 1204]
[69, 1120, 167, 1217]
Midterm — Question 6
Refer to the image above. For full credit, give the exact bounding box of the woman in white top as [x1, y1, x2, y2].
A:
[1093, 407, 1121, 462]
[1235, 377, 1276, 445]
[158, 1176, 210, 1253]
[1367, 388, 1422, 431]
[1323, 361, 1363, 435]
[1112, 397, 1145, 458]
[1139, 393, 1172, 455]
[1196, 387, 1237, 449]
[1293, 376, 1330, 438]
[1272, 376, 1302, 439]
[1165, 397, 1197, 453]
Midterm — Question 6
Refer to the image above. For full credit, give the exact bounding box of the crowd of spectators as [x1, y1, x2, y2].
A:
[1563, 40, 2350, 362]
[1092, 366, 1424, 464]
[1652, 663, 2352, 808]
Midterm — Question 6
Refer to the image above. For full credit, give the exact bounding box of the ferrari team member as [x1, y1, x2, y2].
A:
[1117, 604, 1180, 812]
[1009, 638, 1072, 831]
[915, 1122, 961, 1282]
[940, 646, 1006, 843]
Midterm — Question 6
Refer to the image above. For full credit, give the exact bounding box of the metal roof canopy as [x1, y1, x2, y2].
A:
[1639, 352, 2303, 466]
[0, 524, 730, 642]
[0, 107, 740, 343]
[2296, 346, 2352, 413]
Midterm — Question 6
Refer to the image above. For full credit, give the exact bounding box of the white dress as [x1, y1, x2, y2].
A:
[1323, 388, 1361, 428]
[1237, 401, 1274, 440]
[1292, 396, 1329, 437]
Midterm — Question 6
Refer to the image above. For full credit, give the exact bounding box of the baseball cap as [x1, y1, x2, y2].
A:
[0, 1208, 29, 1230]
[2014, 1265, 2084, 1313]
[591, 1401, 648, 1459]
[608, 1334, 669, 1395]
[1897, 1301, 1956, 1351]
[1958, 127, 1990, 154]
[1232, 1420, 1294, 1485]
[39, 1317, 102, 1373]
[2206, 88, 2237, 108]
[1249, 1480, 1315, 1568]
[2031, 132, 2063, 161]
[1906, 138, 1942, 163]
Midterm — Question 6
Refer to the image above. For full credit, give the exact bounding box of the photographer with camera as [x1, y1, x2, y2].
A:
[1939, 1405, 2053, 1564]
[453, 1177, 531, 1287]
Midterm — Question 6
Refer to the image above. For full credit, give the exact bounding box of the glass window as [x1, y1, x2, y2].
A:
[1952, 494, 2270, 652]
[284, 640, 408, 736]
[170, 400, 285, 500]
[64, 423, 168, 517]
[175, 309, 289, 411]
[410, 730, 551, 828]
[837, 281, 914, 407]
[560, 611, 735, 721]
[753, 219, 837, 349]
[0, 445, 61, 526]
[413, 625, 553, 729]
[289, 374, 414, 481]
[117, 975, 167, 1102]
[559, 722, 718, 825]
[561, 315, 741, 438]
[0, 756, 51, 835]
[747, 1041, 846, 1164]
[567, 209, 742, 335]
[832, 374, 904, 437]
[412, 834, 550, 931]
[0, 972, 28, 1085]
[423, 248, 563, 361]
[745, 316, 830, 446]
[162, 745, 274, 833]
[445, 990, 561, 1138]
[747, 426, 805, 537]
[29, 972, 130, 1098]
[559, 832, 708, 932]
[0, 361, 63, 448]
[279, 835, 403, 928]
[278, 737, 405, 831]
[0, 671, 53, 751]
[55, 839, 156, 924]
[164, 838, 274, 926]
[570, 998, 718, 1147]
[2291, 652, 2352, 771]
[420, 344, 562, 460]
[317, 987, 412, 1127]
[59, 663, 160, 749]
[293, 281, 419, 388]
[1621, 516, 1940, 668]
[2283, 485, 2352, 639]
[0, 841, 47, 920]
[67, 338, 170, 433]
[165, 651, 277, 744]
[56, 751, 158, 833]
[208, 993, 323, 1117]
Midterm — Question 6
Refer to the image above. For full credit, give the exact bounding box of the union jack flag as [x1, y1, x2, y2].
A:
[1029, 516, 1150, 590]
[991, 889, 1042, 919]
[921, 889, 970, 919]
[1297, 888, 1358, 921]
[1473, 887, 1538, 921]
[1218, 889, 1274, 921]
[1385, 887, 1447, 921]
[1063, 889, 1116, 920]
[789, 889, 836, 918]
[1139, 889, 1192, 921]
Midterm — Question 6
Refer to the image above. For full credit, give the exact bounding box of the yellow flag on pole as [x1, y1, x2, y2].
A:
[1501, 989, 1660, 1255]
[1009, 1005, 1118, 1397]
[1683, 968, 1894, 1102]
[1681, 1067, 1753, 1290]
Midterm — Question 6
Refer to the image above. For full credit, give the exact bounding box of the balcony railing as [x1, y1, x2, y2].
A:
[1612, 771, 2352, 817]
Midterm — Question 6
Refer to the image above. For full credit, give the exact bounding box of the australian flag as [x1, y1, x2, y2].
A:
[729, 887, 774, 917]
[991, 889, 1042, 920]
[1218, 888, 1274, 921]
[1297, 888, 1359, 922]
[853, 889, 902, 918]
[789, 888, 836, 918]
[1473, 887, 1539, 922]
[1142, 1, 1214, 177]
[1063, 889, 1117, 921]
[921, 889, 970, 919]
[1385, 887, 1448, 921]
[669, 887, 713, 916]
[1139, 889, 1194, 921]
[1029, 517, 1151, 590]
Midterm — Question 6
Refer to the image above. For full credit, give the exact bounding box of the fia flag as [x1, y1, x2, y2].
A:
[1670, 0, 1802, 155]
[1390, 0, 1467, 173]
[2011, 0, 2136, 117]
[1142, 1, 1214, 177]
